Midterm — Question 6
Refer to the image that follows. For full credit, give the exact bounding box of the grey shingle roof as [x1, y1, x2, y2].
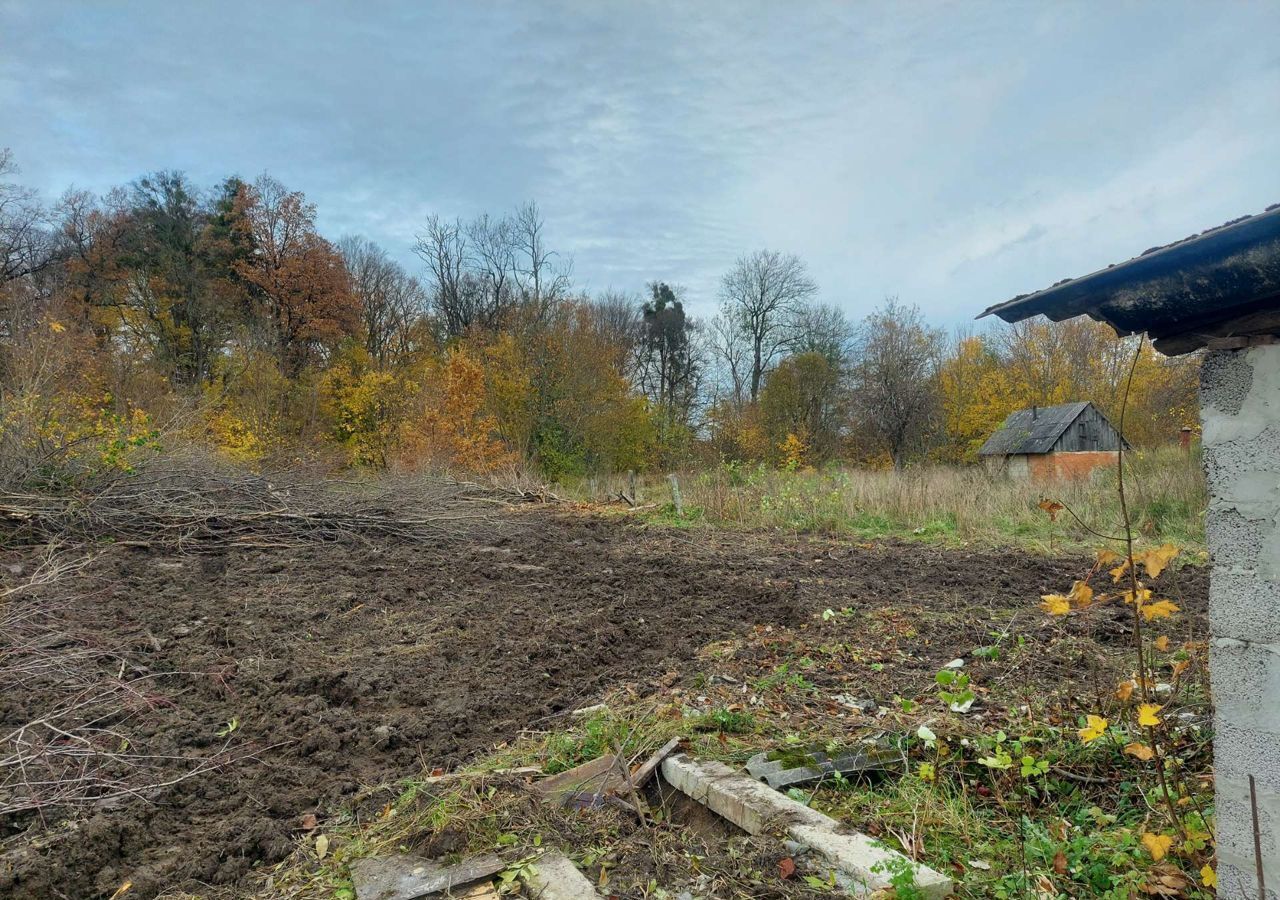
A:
[978, 402, 1091, 456]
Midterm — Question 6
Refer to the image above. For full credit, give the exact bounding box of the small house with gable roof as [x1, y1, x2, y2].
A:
[978, 401, 1127, 481]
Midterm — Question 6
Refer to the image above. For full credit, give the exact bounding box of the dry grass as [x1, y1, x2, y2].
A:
[573, 447, 1206, 553]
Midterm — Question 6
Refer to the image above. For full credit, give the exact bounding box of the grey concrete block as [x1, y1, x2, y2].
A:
[1217, 774, 1280, 896]
[789, 824, 952, 899]
[661, 754, 951, 898]
[1211, 570, 1280, 643]
[522, 852, 603, 899]
[1216, 860, 1278, 900]
[660, 754, 836, 835]
[1206, 507, 1268, 570]
[1204, 428, 1280, 487]
[1201, 349, 1254, 416]
[745, 741, 893, 789]
[1214, 719, 1280, 792]
[1209, 638, 1280, 734]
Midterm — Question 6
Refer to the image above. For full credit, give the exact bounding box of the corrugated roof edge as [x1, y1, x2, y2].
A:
[979, 204, 1280, 320]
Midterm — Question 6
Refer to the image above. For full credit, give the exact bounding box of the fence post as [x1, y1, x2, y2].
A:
[667, 473, 683, 518]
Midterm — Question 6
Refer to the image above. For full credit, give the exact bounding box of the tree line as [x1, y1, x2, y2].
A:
[0, 151, 1199, 482]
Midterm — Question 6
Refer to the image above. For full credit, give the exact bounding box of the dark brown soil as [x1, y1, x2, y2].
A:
[0, 512, 1208, 898]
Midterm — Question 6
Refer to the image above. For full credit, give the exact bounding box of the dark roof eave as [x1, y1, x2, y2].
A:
[978, 206, 1280, 354]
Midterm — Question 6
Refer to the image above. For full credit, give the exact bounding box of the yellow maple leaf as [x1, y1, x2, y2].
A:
[1124, 742, 1154, 760]
[1141, 599, 1179, 621]
[1110, 557, 1131, 582]
[1116, 679, 1135, 701]
[1097, 549, 1123, 567]
[49, 320, 67, 334]
[1078, 715, 1108, 743]
[1171, 659, 1190, 677]
[1041, 593, 1071, 616]
[1138, 704, 1163, 727]
[1122, 587, 1152, 606]
[1153, 635, 1169, 651]
[1068, 580, 1094, 606]
[1139, 544, 1180, 579]
[1200, 864, 1217, 887]
[1141, 832, 1173, 861]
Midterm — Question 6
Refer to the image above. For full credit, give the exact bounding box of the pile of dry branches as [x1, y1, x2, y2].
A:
[0, 454, 553, 551]
[0, 543, 252, 817]
[0, 455, 558, 820]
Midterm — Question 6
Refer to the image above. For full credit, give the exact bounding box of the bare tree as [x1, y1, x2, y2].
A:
[414, 214, 473, 338]
[512, 201, 570, 321]
[0, 150, 55, 285]
[790, 301, 855, 371]
[706, 311, 753, 410]
[849, 298, 945, 470]
[718, 249, 817, 402]
[588, 288, 641, 379]
[338, 236, 428, 364]
[467, 212, 517, 324]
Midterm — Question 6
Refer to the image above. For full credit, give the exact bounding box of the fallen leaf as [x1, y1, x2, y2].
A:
[1125, 742, 1155, 761]
[778, 857, 797, 880]
[967, 859, 992, 870]
[109, 883, 132, 900]
[1041, 594, 1071, 616]
[1052, 851, 1068, 874]
[1140, 544, 1180, 579]
[1078, 715, 1108, 743]
[1141, 832, 1173, 861]
[1116, 679, 1136, 701]
[1154, 635, 1170, 651]
[1110, 558, 1131, 582]
[1138, 704, 1164, 727]
[315, 833, 329, 860]
[1142, 599, 1180, 621]
[1069, 580, 1095, 606]
[1200, 865, 1217, 887]
[300, 813, 318, 830]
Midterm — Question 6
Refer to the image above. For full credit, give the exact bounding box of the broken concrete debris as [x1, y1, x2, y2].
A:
[746, 737, 895, 789]
[521, 851, 604, 899]
[661, 753, 951, 898]
[350, 852, 505, 900]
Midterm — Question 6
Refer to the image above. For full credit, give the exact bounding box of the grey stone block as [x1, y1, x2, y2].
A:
[1211, 570, 1280, 643]
[1201, 349, 1254, 416]
[522, 852, 603, 899]
[1215, 718, 1280, 792]
[1209, 638, 1280, 733]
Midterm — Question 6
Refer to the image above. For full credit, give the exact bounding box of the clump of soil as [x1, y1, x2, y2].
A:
[0, 512, 1207, 898]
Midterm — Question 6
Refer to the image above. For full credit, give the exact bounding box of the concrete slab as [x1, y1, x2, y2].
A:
[350, 852, 504, 900]
[661, 754, 952, 898]
[790, 824, 952, 899]
[521, 851, 602, 899]
[746, 740, 893, 789]
[659, 754, 836, 834]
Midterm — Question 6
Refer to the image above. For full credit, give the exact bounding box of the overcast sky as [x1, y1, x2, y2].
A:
[3, 1, 1278, 323]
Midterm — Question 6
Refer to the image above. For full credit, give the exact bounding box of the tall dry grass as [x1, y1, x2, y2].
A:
[573, 446, 1205, 552]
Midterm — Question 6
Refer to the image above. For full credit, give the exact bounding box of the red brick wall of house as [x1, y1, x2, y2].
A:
[1027, 450, 1120, 482]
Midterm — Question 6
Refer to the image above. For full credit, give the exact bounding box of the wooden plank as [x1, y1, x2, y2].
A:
[628, 737, 682, 790]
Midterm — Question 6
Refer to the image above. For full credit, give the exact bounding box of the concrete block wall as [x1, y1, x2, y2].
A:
[1201, 345, 1280, 899]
